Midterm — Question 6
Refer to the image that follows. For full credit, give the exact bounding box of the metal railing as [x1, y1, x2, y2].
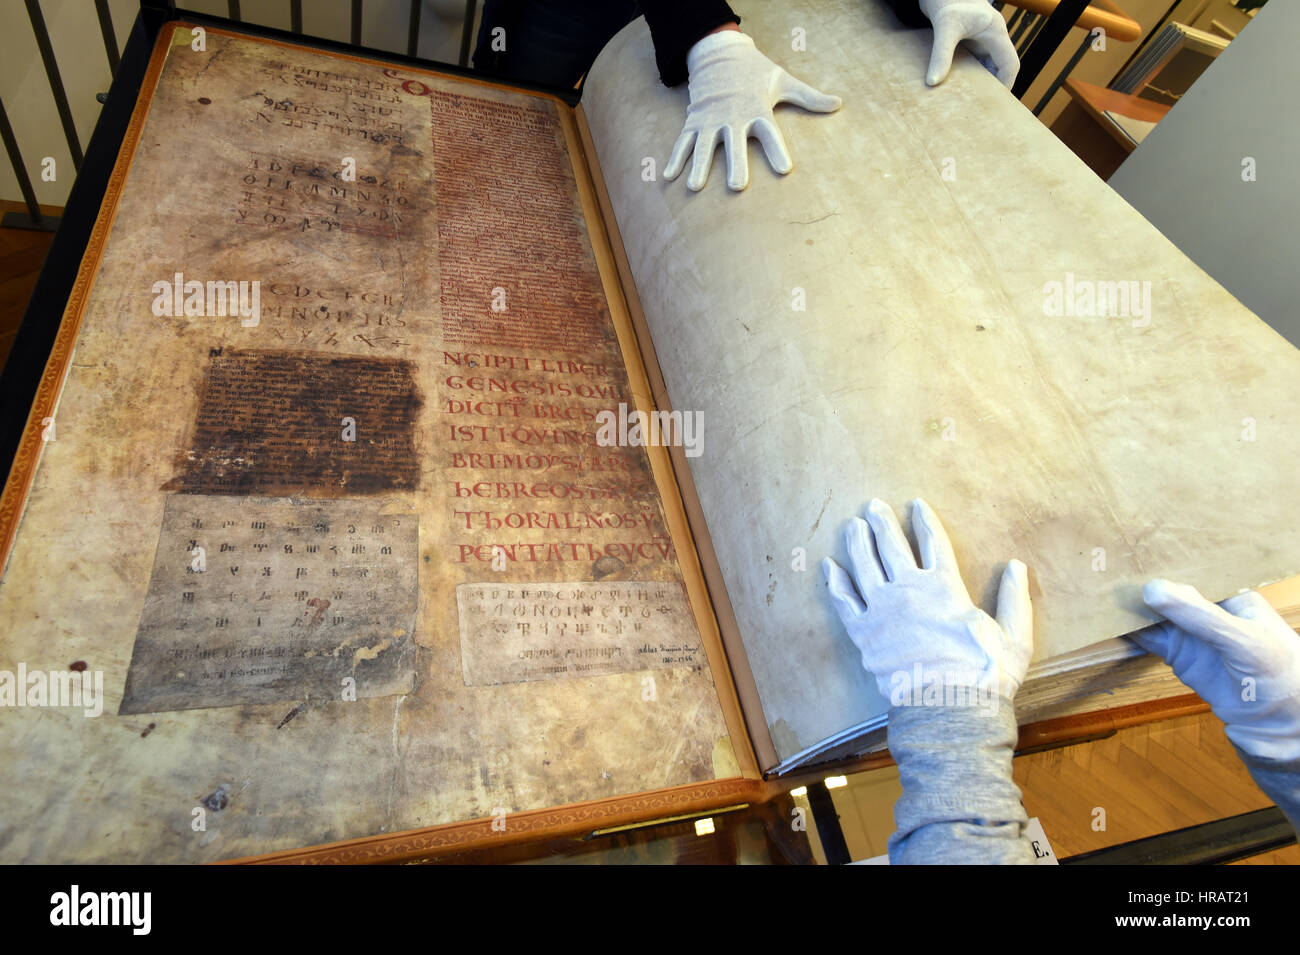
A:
[3, 0, 1144, 231]
[1002, 0, 1143, 113]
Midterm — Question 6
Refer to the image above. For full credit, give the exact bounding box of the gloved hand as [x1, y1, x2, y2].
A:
[919, 0, 1019, 89]
[665, 30, 841, 192]
[821, 498, 1033, 704]
[1137, 580, 1300, 762]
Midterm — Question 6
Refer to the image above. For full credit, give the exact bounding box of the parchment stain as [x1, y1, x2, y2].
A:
[769, 719, 802, 757]
[809, 491, 831, 539]
[791, 210, 840, 225]
[164, 350, 423, 496]
[353, 638, 392, 664]
[592, 555, 624, 579]
[277, 703, 306, 729]
[194, 44, 228, 80]
[201, 784, 231, 812]
[305, 597, 330, 626]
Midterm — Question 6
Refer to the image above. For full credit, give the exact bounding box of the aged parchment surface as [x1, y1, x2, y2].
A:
[456, 580, 702, 685]
[583, 2, 1300, 763]
[121, 496, 419, 713]
[0, 27, 730, 862]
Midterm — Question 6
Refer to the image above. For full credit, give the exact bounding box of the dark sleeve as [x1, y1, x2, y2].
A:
[1236, 748, 1300, 836]
[640, 1, 930, 88]
[881, 0, 930, 29]
[638, 1, 741, 87]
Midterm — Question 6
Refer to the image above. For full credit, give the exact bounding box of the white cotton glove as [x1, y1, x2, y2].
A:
[821, 498, 1033, 704]
[919, 0, 1019, 89]
[664, 30, 842, 192]
[1137, 580, 1300, 762]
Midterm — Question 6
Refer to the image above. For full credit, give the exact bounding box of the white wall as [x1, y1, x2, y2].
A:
[1108, 0, 1299, 347]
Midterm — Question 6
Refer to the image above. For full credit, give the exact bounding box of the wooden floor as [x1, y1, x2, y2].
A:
[832, 710, 1299, 864]
[0, 201, 59, 373]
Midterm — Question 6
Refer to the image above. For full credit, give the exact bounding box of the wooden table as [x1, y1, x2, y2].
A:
[1050, 78, 1172, 180]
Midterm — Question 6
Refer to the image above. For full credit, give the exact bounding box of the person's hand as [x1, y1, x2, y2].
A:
[664, 31, 841, 192]
[821, 498, 1032, 705]
[1138, 580, 1300, 762]
[919, 0, 1019, 89]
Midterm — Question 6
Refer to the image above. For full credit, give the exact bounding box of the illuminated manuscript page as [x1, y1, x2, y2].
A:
[0, 26, 738, 862]
[582, 1, 1300, 766]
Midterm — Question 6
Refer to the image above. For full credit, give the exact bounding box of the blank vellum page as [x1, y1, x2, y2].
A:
[582, 1, 1300, 766]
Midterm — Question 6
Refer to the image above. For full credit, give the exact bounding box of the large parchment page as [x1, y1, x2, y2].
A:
[0, 25, 738, 862]
[583, 1, 1300, 765]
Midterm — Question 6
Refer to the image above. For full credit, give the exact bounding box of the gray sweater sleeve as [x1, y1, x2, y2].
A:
[886, 696, 1036, 864]
[1236, 748, 1300, 834]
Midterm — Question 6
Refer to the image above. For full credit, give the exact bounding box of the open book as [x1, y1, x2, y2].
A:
[1, 2, 1297, 863]
[579, 4, 1300, 772]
